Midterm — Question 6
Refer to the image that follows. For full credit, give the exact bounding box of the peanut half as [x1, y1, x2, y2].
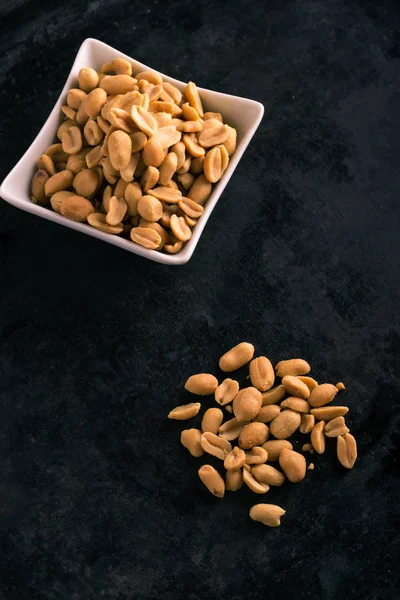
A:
[219, 342, 255, 372]
[279, 449, 306, 483]
[200, 432, 232, 460]
[252, 464, 285, 486]
[214, 378, 239, 406]
[201, 408, 224, 434]
[249, 504, 286, 527]
[275, 358, 311, 377]
[167, 402, 201, 420]
[249, 356, 275, 392]
[324, 416, 349, 438]
[262, 440, 293, 461]
[337, 433, 357, 469]
[244, 446, 269, 465]
[198, 465, 225, 498]
[185, 373, 219, 395]
[180, 429, 204, 457]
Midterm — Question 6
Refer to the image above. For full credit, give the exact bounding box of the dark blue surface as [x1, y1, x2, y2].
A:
[0, 1, 399, 598]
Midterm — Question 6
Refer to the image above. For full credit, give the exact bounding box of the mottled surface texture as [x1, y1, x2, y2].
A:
[0, 0, 399, 598]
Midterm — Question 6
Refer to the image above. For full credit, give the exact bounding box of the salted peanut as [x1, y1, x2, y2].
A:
[226, 468, 243, 491]
[182, 133, 205, 158]
[97, 115, 111, 134]
[67, 88, 87, 110]
[279, 449, 306, 483]
[170, 141, 186, 171]
[120, 153, 140, 183]
[252, 464, 285, 486]
[168, 402, 201, 420]
[50, 190, 74, 213]
[73, 169, 98, 197]
[108, 130, 132, 171]
[87, 212, 123, 233]
[135, 70, 163, 85]
[84, 119, 104, 146]
[187, 174, 212, 205]
[107, 108, 135, 133]
[299, 413, 315, 434]
[261, 385, 286, 406]
[78, 67, 98, 93]
[262, 440, 293, 461]
[190, 156, 205, 175]
[249, 356, 275, 392]
[100, 74, 137, 95]
[61, 126, 83, 155]
[146, 84, 162, 102]
[253, 405, 280, 423]
[131, 226, 162, 249]
[178, 196, 204, 219]
[200, 408, 223, 435]
[106, 195, 127, 226]
[100, 58, 132, 76]
[164, 239, 183, 254]
[200, 432, 232, 460]
[142, 138, 164, 168]
[148, 187, 182, 203]
[250, 503, 285, 527]
[218, 417, 247, 441]
[224, 446, 246, 470]
[130, 105, 158, 137]
[102, 185, 113, 212]
[282, 375, 310, 399]
[177, 120, 203, 133]
[245, 446, 268, 465]
[177, 156, 191, 174]
[243, 465, 270, 494]
[216, 143, 229, 173]
[336, 382, 346, 391]
[149, 100, 175, 115]
[31, 169, 50, 204]
[239, 422, 269, 449]
[100, 157, 118, 185]
[270, 409, 301, 439]
[325, 416, 349, 438]
[180, 428, 204, 457]
[138, 221, 170, 250]
[337, 433, 357, 469]
[203, 146, 223, 184]
[184, 373, 218, 396]
[45, 143, 69, 163]
[177, 172, 195, 191]
[184, 214, 197, 227]
[308, 383, 338, 408]
[280, 397, 310, 413]
[67, 149, 90, 175]
[60, 195, 94, 222]
[158, 152, 177, 185]
[198, 123, 229, 148]
[185, 81, 204, 117]
[141, 167, 160, 193]
[130, 131, 147, 153]
[224, 126, 237, 155]
[310, 407, 348, 422]
[76, 100, 89, 126]
[84, 87, 107, 118]
[161, 81, 182, 104]
[219, 342, 255, 372]
[275, 358, 311, 377]
[37, 154, 56, 175]
[44, 170, 73, 196]
[85, 145, 103, 169]
[296, 376, 318, 391]
[233, 387, 262, 423]
[181, 102, 200, 121]
[169, 214, 192, 241]
[302, 443, 314, 453]
[214, 378, 239, 406]
[198, 465, 225, 498]
[124, 182, 142, 216]
[57, 119, 76, 142]
[61, 104, 76, 120]
[311, 421, 326, 454]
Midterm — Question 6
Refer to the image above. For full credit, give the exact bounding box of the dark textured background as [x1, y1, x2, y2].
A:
[0, 0, 399, 598]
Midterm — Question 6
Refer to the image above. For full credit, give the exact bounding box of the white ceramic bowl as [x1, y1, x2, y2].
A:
[0, 38, 264, 265]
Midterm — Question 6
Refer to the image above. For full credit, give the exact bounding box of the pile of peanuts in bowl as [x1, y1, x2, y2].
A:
[30, 58, 237, 254]
[168, 342, 358, 528]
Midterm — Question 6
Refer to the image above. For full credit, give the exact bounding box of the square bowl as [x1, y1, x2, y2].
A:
[0, 38, 264, 265]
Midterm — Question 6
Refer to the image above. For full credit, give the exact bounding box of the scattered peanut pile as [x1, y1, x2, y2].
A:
[31, 57, 237, 254]
[168, 342, 358, 528]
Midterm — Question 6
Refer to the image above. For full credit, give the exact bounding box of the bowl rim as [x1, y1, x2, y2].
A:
[0, 37, 264, 265]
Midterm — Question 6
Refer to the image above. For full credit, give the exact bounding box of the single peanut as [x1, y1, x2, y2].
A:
[136, 70, 163, 85]
[148, 186, 182, 203]
[31, 169, 49, 204]
[187, 174, 212, 205]
[100, 58, 132, 76]
[233, 387, 262, 422]
[308, 383, 338, 408]
[262, 440, 293, 461]
[198, 123, 230, 148]
[249, 503, 285, 527]
[108, 130, 132, 171]
[87, 212, 123, 234]
[226, 468, 243, 491]
[280, 397, 310, 413]
[261, 385, 286, 406]
[279, 449, 306, 483]
[125, 182, 142, 216]
[224, 126, 237, 155]
[253, 405, 281, 423]
[85, 145, 103, 169]
[198, 465, 225, 498]
[37, 154, 56, 176]
[299, 413, 315, 434]
[137, 195, 163, 222]
[184, 373, 218, 395]
[249, 356, 275, 392]
[201, 408, 224, 434]
[269, 409, 301, 439]
[311, 421, 326, 454]
[50, 190, 74, 213]
[78, 67, 99, 93]
[244, 446, 268, 465]
[168, 402, 201, 420]
[73, 169, 98, 197]
[62, 126, 83, 155]
[252, 464, 285, 486]
[67, 88, 87, 109]
[180, 429, 204, 457]
[44, 170, 73, 196]
[324, 416, 349, 438]
[224, 446, 246, 470]
[297, 376, 319, 390]
[100, 74, 137, 95]
[275, 358, 311, 377]
[178, 197, 204, 219]
[67, 149, 90, 175]
[200, 432, 232, 460]
[215, 378, 239, 406]
[60, 195, 94, 222]
[218, 417, 247, 441]
[130, 227, 162, 249]
[138, 221, 170, 250]
[219, 342, 255, 372]
[281, 375, 310, 399]
[242, 465, 270, 494]
[337, 433, 357, 469]
[106, 196, 127, 226]
[310, 406, 349, 421]
[239, 422, 269, 449]
[185, 81, 204, 117]
[203, 147, 223, 183]
[158, 152, 178, 185]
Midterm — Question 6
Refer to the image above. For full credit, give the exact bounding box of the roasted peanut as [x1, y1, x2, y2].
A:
[131, 105, 158, 137]
[67, 149, 90, 175]
[187, 173, 212, 205]
[275, 359, 311, 377]
[85, 145, 103, 169]
[164, 239, 183, 254]
[67, 88, 87, 110]
[253, 405, 281, 423]
[125, 182, 142, 216]
[168, 402, 201, 420]
[224, 126, 237, 155]
[31, 169, 49, 204]
[37, 153, 56, 176]
[171, 141, 186, 171]
[198, 123, 229, 148]
[62, 126, 83, 155]
[337, 433, 357, 469]
[136, 70, 163, 85]
[100, 74, 137, 95]
[219, 342, 255, 372]
[203, 111, 223, 122]
[44, 170, 73, 196]
[224, 446, 246, 470]
[140, 167, 160, 192]
[130, 131, 147, 153]
[214, 378, 239, 406]
[137, 194, 163, 222]
[203, 147, 223, 183]
[308, 383, 338, 408]
[185, 81, 204, 117]
[233, 387, 262, 422]
[261, 385, 286, 406]
[60, 195, 94, 222]
[239, 422, 269, 449]
[249, 503, 285, 527]
[45, 143, 69, 163]
[141, 138, 165, 168]
[201, 408, 224, 434]
[280, 397, 310, 413]
[50, 190, 74, 213]
[262, 440, 293, 461]
[108, 130, 132, 170]
[158, 152, 178, 185]
[177, 172, 195, 191]
[198, 465, 225, 498]
[279, 449, 306, 483]
[244, 446, 268, 465]
[310, 406, 349, 421]
[178, 196, 204, 219]
[200, 432, 232, 460]
[57, 119, 77, 141]
[78, 67, 99, 93]
[252, 464, 285, 486]
[226, 468, 243, 491]
[218, 417, 247, 441]
[269, 409, 301, 439]
[87, 212, 123, 234]
[297, 376, 319, 391]
[281, 375, 310, 399]
[114, 178, 129, 199]
[242, 465, 270, 494]
[138, 221, 170, 250]
[85, 87, 107, 118]
[183, 133, 205, 157]
[190, 156, 204, 175]
[185, 373, 218, 395]
[120, 153, 140, 183]
[106, 195, 127, 226]
[249, 356, 275, 392]
[100, 58, 132, 76]
[180, 429, 204, 457]
[170, 214, 192, 241]
[324, 416, 349, 438]
[130, 227, 162, 249]
[84, 119, 104, 146]
[311, 421, 326, 454]
[299, 413, 315, 434]
[73, 169, 98, 197]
